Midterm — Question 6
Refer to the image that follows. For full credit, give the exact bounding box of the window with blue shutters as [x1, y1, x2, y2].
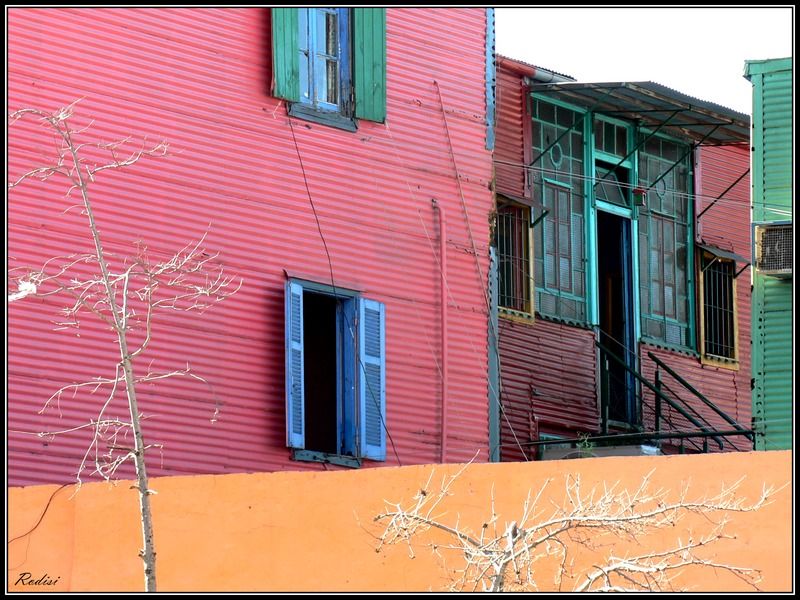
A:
[285, 280, 386, 466]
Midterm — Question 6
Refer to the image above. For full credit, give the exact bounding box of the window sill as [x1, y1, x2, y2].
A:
[499, 308, 535, 325]
[535, 312, 592, 329]
[640, 338, 699, 358]
[292, 449, 362, 468]
[701, 355, 740, 371]
[289, 103, 357, 132]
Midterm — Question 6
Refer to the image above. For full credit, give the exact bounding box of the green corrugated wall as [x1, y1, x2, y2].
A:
[746, 57, 793, 450]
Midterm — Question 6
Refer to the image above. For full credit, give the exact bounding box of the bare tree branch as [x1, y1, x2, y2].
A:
[373, 467, 783, 592]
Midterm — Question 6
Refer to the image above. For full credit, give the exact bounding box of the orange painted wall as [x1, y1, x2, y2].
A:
[8, 451, 792, 592]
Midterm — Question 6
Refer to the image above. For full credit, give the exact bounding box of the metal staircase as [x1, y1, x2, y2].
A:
[531, 340, 754, 457]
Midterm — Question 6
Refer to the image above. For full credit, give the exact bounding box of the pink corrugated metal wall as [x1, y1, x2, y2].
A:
[499, 319, 598, 461]
[494, 59, 531, 200]
[7, 8, 494, 485]
[640, 145, 753, 452]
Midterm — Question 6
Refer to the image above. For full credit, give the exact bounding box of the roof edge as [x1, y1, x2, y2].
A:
[744, 57, 793, 79]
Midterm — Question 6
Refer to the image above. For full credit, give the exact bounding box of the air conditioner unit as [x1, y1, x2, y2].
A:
[753, 221, 792, 278]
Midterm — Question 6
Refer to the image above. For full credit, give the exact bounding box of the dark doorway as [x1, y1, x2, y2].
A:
[597, 211, 636, 424]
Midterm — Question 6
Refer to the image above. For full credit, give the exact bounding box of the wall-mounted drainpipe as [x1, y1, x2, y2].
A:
[433, 198, 448, 462]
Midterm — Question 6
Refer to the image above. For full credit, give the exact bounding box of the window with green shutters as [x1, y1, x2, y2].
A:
[637, 135, 694, 348]
[531, 99, 587, 323]
[272, 8, 386, 129]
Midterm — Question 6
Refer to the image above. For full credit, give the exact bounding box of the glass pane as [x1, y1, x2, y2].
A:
[663, 140, 678, 161]
[558, 224, 570, 258]
[595, 167, 627, 206]
[594, 119, 603, 150]
[326, 60, 338, 104]
[556, 106, 574, 128]
[325, 12, 338, 55]
[559, 257, 571, 291]
[545, 254, 556, 287]
[647, 318, 664, 339]
[540, 292, 556, 315]
[664, 284, 675, 318]
[558, 192, 569, 220]
[666, 323, 682, 345]
[616, 125, 627, 156]
[604, 122, 615, 154]
[299, 10, 310, 100]
[539, 101, 554, 124]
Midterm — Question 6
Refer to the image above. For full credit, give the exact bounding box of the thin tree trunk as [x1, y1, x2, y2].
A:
[66, 130, 157, 591]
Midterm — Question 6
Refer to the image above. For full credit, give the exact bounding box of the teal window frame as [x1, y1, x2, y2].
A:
[636, 131, 695, 351]
[530, 96, 589, 324]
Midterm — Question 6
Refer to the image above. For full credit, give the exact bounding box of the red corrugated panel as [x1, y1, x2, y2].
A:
[7, 8, 494, 485]
[498, 318, 598, 461]
[495, 63, 530, 200]
[695, 145, 752, 381]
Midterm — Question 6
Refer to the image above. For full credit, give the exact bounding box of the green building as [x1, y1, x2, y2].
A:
[745, 57, 793, 450]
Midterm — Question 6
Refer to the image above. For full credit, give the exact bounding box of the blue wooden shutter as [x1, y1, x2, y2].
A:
[353, 8, 386, 123]
[272, 8, 300, 102]
[358, 298, 386, 460]
[285, 281, 305, 448]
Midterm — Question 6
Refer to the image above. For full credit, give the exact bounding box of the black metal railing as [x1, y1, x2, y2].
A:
[648, 351, 754, 447]
[527, 340, 754, 456]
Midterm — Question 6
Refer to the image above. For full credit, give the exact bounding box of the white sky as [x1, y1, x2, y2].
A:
[495, 6, 794, 115]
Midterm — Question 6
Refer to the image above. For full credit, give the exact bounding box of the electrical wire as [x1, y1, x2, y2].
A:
[492, 157, 792, 211]
[287, 118, 402, 467]
[384, 101, 531, 462]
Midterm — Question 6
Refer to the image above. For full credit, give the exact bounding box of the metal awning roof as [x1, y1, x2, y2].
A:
[528, 81, 750, 146]
[697, 242, 749, 265]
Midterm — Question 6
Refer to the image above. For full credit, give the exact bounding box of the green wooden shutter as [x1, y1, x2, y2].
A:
[353, 8, 386, 123]
[272, 8, 300, 102]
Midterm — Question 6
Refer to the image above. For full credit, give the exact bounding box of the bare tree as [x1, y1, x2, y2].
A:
[373, 464, 781, 592]
[7, 100, 240, 592]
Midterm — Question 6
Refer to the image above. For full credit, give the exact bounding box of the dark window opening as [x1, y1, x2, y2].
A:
[598, 211, 636, 425]
[285, 279, 387, 463]
[303, 291, 341, 455]
[497, 202, 532, 313]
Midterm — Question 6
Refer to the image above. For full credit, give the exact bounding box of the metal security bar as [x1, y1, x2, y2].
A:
[702, 256, 736, 359]
[497, 203, 532, 313]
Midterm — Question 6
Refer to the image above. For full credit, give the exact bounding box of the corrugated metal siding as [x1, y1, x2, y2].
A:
[754, 66, 793, 222]
[750, 59, 792, 450]
[495, 63, 529, 199]
[753, 278, 793, 449]
[498, 318, 598, 461]
[7, 8, 494, 485]
[696, 144, 753, 396]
